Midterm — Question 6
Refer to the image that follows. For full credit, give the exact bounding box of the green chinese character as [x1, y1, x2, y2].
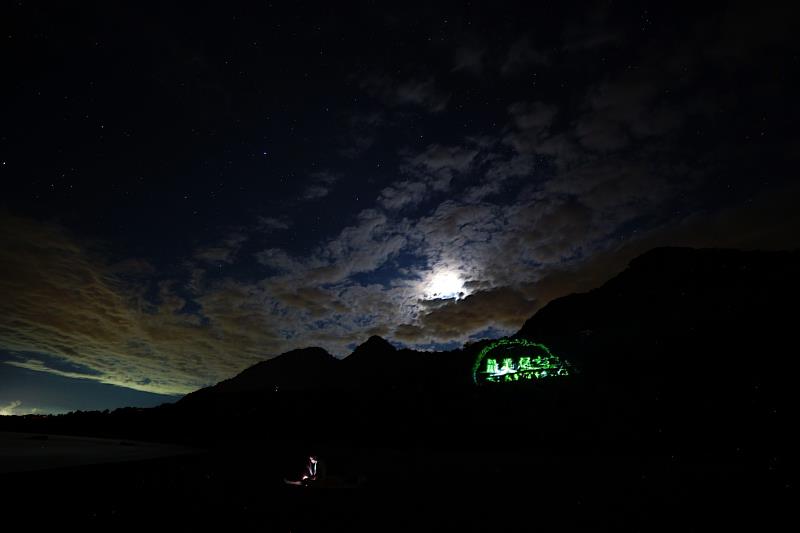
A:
[485, 358, 497, 374]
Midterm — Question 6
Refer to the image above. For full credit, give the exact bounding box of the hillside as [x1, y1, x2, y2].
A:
[2, 246, 794, 529]
[5, 247, 796, 455]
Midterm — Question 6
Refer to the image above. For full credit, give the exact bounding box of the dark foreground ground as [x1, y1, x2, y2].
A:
[0, 431, 194, 473]
[0, 433, 790, 531]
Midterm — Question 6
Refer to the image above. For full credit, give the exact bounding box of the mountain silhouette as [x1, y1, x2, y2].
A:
[518, 246, 799, 341]
[340, 335, 440, 389]
[506, 246, 797, 455]
[179, 246, 799, 406]
[181, 346, 338, 405]
[516, 247, 799, 377]
[4, 246, 795, 510]
[167, 247, 795, 464]
[343, 335, 397, 365]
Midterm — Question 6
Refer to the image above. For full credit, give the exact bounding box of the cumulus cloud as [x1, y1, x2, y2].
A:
[0, 213, 286, 395]
[4, 178, 798, 395]
[393, 180, 800, 344]
[378, 180, 428, 210]
[464, 154, 538, 202]
[395, 287, 539, 344]
[505, 102, 583, 167]
[273, 209, 412, 286]
[409, 144, 479, 178]
[4, 5, 797, 395]
[271, 286, 347, 318]
[505, 70, 683, 168]
[378, 144, 480, 210]
[252, 191, 611, 349]
[574, 77, 682, 153]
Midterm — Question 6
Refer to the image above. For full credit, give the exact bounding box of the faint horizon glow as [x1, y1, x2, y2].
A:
[0, 400, 48, 416]
[0, 400, 22, 416]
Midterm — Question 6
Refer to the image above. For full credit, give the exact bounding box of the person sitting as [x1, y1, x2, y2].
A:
[284, 455, 324, 486]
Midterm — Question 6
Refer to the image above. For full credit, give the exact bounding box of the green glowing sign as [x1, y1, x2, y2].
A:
[472, 338, 572, 385]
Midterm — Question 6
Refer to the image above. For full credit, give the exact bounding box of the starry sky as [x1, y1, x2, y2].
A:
[1, 1, 799, 414]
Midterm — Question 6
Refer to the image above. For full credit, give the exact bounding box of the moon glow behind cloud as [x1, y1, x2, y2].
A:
[425, 270, 466, 300]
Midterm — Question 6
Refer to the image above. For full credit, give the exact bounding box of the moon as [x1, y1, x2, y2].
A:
[425, 270, 465, 300]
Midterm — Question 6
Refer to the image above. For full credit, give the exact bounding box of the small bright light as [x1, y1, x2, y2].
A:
[426, 271, 464, 299]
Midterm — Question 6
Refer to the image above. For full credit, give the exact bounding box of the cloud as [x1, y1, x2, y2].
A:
[393, 181, 800, 344]
[409, 143, 479, 177]
[339, 111, 384, 158]
[0, 213, 286, 395]
[255, 247, 310, 273]
[453, 45, 486, 74]
[377, 144, 480, 210]
[543, 157, 670, 214]
[502, 37, 550, 75]
[271, 286, 347, 318]
[394, 78, 450, 112]
[4, 5, 796, 388]
[5, 180, 797, 396]
[361, 74, 450, 112]
[193, 232, 248, 265]
[561, 5, 621, 51]
[574, 77, 681, 153]
[310, 209, 411, 283]
[258, 208, 413, 287]
[465, 154, 538, 202]
[508, 101, 558, 133]
[0, 400, 22, 416]
[301, 171, 340, 201]
[302, 185, 332, 201]
[378, 180, 428, 210]
[505, 67, 682, 167]
[395, 287, 538, 344]
[505, 102, 583, 167]
[257, 216, 290, 231]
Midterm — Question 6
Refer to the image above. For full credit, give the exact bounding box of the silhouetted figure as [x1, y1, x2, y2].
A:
[284, 455, 325, 486]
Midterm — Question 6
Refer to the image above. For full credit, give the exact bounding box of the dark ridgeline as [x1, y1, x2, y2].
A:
[2, 247, 796, 529]
[176, 247, 797, 450]
[515, 246, 798, 452]
[188, 346, 339, 396]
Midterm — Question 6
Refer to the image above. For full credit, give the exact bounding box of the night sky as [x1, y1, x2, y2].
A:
[1, 2, 798, 414]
